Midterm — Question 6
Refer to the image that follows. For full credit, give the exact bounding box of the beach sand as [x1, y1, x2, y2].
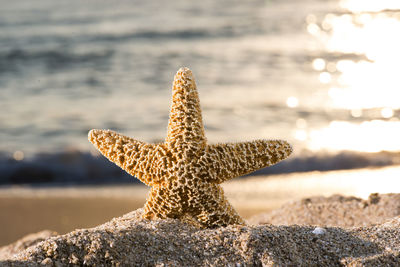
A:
[1, 167, 400, 265]
[1, 193, 400, 266]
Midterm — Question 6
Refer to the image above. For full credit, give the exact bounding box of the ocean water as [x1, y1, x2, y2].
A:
[1, 0, 400, 184]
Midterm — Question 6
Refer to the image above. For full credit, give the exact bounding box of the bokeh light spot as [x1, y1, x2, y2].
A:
[13, 150, 24, 161]
[312, 58, 326, 71]
[286, 97, 299, 108]
[381, 107, 394, 118]
[319, 72, 331, 84]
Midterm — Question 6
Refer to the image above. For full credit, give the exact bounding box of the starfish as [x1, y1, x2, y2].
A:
[88, 67, 292, 228]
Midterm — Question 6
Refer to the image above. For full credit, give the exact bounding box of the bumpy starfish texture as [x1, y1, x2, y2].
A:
[89, 67, 292, 228]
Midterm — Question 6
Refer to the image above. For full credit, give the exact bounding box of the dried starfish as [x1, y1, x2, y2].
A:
[89, 67, 292, 228]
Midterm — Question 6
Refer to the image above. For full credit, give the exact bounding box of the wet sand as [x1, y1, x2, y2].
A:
[0, 197, 145, 247]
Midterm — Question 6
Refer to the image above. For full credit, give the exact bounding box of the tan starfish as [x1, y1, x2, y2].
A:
[88, 67, 292, 228]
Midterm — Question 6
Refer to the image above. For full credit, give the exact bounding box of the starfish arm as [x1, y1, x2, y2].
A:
[203, 139, 293, 184]
[165, 67, 207, 152]
[88, 129, 165, 186]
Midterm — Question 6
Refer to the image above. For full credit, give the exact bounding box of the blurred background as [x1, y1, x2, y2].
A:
[1, 0, 400, 245]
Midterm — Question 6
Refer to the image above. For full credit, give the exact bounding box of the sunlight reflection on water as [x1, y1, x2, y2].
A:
[340, 0, 400, 13]
[303, 0, 400, 152]
[308, 120, 400, 152]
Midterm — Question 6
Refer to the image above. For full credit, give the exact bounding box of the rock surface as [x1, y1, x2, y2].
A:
[1, 194, 400, 266]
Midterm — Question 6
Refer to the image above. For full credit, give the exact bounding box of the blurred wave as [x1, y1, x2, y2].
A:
[0, 150, 135, 186]
[1, 150, 399, 185]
